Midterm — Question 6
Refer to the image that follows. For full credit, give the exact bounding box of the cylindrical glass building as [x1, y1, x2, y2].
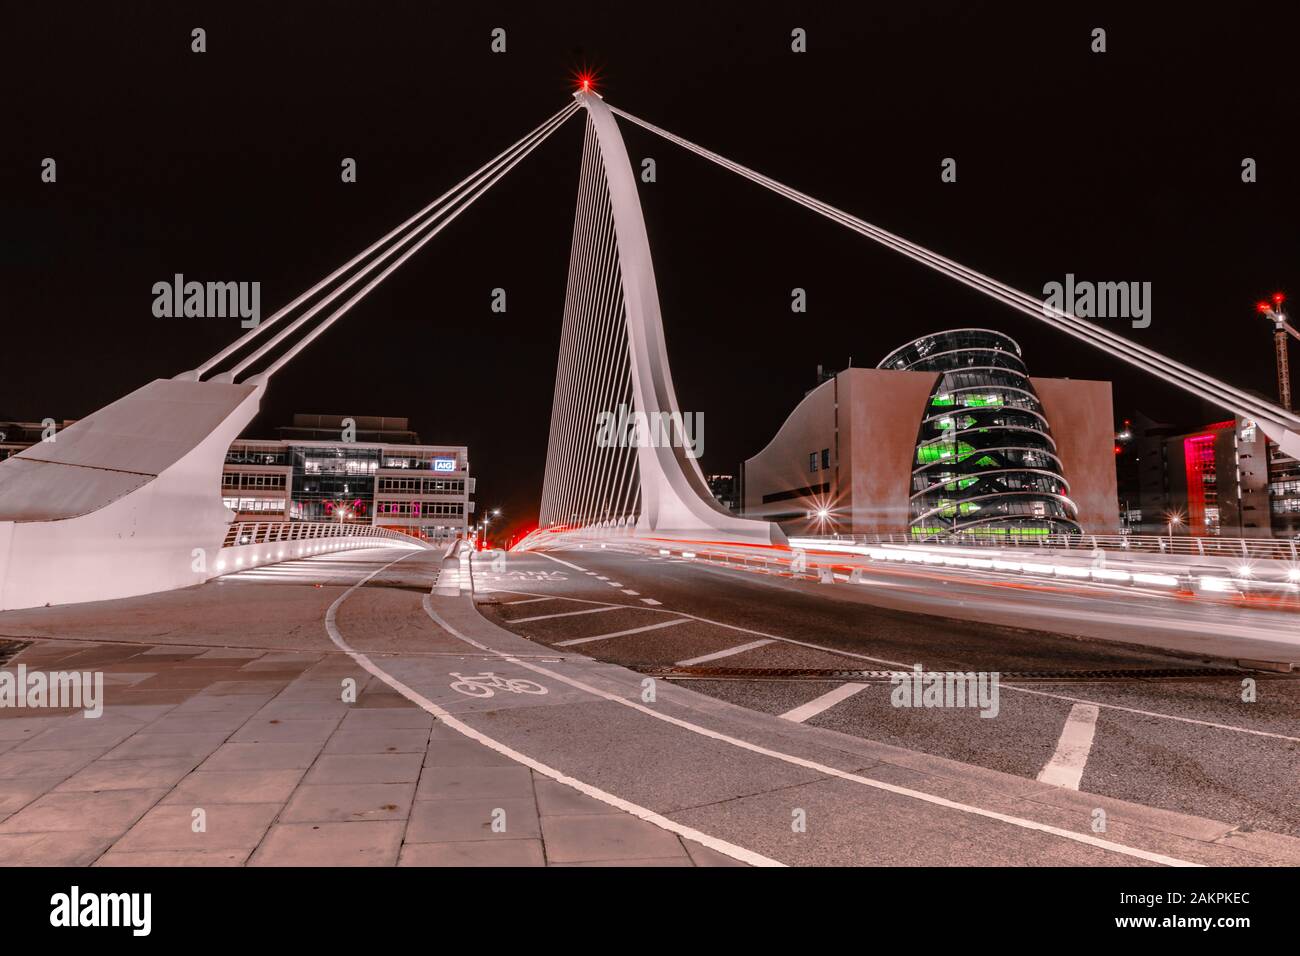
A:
[877, 329, 1081, 540]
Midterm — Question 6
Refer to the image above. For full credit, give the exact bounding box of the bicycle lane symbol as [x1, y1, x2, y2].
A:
[448, 671, 549, 699]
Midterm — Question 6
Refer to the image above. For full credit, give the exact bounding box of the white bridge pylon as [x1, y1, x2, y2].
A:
[536, 92, 786, 546]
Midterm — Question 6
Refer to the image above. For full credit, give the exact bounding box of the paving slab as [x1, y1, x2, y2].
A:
[399, 839, 546, 867]
[279, 782, 415, 823]
[540, 813, 691, 864]
[113, 803, 281, 852]
[305, 753, 424, 785]
[0, 787, 165, 834]
[163, 769, 306, 805]
[406, 797, 540, 843]
[251, 821, 404, 866]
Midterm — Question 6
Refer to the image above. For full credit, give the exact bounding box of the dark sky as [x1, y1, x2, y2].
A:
[5, 2, 1298, 543]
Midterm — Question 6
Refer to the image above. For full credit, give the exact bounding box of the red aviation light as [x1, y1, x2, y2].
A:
[577, 72, 595, 93]
[1273, 292, 1286, 307]
[1257, 301, 1273, 314]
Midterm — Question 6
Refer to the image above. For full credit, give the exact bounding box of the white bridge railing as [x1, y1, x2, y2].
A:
[222, 521, 432, 549]
[803, 531, 1299, 562]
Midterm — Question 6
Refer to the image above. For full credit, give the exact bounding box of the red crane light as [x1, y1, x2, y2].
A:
[1257, 300, 1273, 314]
[1273, 292, 1286, 307]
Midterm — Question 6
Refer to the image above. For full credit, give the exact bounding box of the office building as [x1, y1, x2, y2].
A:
[222, 414, 474, 543]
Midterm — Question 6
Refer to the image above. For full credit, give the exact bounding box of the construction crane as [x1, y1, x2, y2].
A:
[1257, 292, 1298, 411]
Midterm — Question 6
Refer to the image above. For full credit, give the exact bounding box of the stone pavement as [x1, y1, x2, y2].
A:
[0, 639, 740, 866]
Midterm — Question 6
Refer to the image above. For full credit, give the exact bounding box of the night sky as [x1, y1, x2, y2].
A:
[6, 2, 1298, 543]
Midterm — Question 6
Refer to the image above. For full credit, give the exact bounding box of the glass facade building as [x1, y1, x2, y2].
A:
[877, 329, 1082, 539]
[218, 416, 474, 543]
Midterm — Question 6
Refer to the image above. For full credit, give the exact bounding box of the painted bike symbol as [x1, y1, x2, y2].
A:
[448, 671, 548, 699]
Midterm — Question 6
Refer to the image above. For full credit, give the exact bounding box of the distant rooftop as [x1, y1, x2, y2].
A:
[276, 414, 420, 445]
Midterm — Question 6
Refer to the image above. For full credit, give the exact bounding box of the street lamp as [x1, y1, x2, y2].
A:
[480, 508, 502, 549]
[1166, 510, 1183, 544]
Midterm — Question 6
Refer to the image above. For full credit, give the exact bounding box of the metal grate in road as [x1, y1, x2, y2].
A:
[641, 664, 1271, 683]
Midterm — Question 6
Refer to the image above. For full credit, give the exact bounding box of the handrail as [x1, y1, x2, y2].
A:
[221, 521, 435, 549]
[799, 531, 1300, 562]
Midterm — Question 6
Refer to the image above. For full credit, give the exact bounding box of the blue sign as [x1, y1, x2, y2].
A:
[433, 458, 457, 473]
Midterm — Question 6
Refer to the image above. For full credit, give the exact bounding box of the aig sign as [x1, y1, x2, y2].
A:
[433, 458, 457, 473]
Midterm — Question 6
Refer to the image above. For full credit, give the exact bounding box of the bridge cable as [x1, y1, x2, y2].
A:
[192, 101, 580, 380]
[610, 106, 1300, 433]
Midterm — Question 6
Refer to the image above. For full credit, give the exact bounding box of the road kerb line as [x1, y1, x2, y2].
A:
[321, 551, 782, 868]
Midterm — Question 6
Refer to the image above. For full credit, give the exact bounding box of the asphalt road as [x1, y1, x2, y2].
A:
[477, 546, 1300, 837]
[3, 544, 1296, 865]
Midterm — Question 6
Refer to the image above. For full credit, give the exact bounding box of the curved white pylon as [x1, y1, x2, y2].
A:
[574, 91, 785, 545]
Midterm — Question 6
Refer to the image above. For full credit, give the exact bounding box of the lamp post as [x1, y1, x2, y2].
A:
[1166, 511, 1182, 545]
[480, 508, 501, 549]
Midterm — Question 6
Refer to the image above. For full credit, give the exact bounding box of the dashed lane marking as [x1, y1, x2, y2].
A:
[511, 605, 623, 624]
[641, 598, 662, 606]
[676, 639, 775, 667]
[556, 618, 692, 647]
[1036, 703, 1101, 790]
[526, 553, 1299, 742]
[779, 682, 871, 723]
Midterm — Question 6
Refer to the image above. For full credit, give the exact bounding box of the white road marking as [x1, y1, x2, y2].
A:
[641, 598, 662, 606]
[779, 682, 870, 723]
[622, 590, 639, 596]
[1004, 684, 1300, 743]
[607, 581, 623, 587]
[676, 639, 775, 667]
[502, 596, 555, 605]
[596, 576, 608, 580]
[423, 597, 1201, 868]
[512, 605, 623, 623]
[556, 618, 692, 647]
[536, 555, 587, 572]
[1036, 703, 1101, 790]
[320, 553, 781, 868]
[529, 553, 1300, 742]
